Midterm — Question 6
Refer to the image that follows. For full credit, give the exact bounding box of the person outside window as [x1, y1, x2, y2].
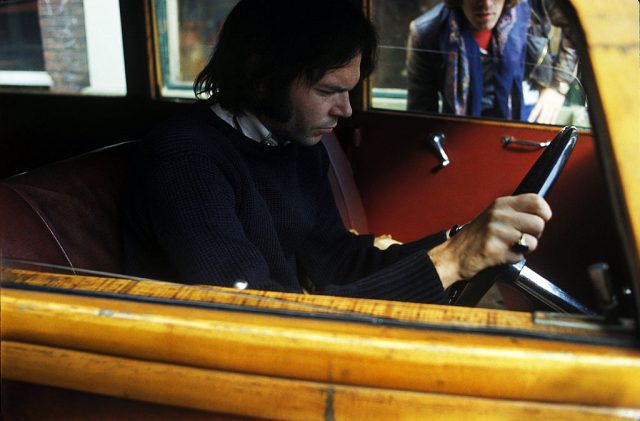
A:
[407, 0, 577, 123]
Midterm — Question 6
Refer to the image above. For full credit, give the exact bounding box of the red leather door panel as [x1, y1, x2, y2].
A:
[348, 111, 626, 309]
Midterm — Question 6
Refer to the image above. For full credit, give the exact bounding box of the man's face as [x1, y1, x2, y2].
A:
[263, 54, 361, 146]
[461, 0, 506, 31]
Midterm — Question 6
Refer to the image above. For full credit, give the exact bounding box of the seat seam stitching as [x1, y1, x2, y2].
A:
[4, 184, 76, 273]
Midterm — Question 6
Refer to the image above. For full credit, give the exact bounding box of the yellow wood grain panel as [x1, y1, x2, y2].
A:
[0, 268, 626, 339]
[2, 287, 639, 408]
[570, 0, 640, 260]
[3, 341, 638, 421]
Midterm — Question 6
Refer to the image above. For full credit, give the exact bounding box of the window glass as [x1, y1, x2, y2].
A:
[369, 0, 590, 128]
[0, 0, 126, 95]
[155, 0, 239, 98]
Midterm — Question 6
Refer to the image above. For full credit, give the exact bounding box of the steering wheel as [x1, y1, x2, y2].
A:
[447, 126, 593, 314]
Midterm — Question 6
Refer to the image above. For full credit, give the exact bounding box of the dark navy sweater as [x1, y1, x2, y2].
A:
[122, 103, 447, 303]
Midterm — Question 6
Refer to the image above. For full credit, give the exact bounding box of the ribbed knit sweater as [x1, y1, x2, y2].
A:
[122, 103, 447, 303]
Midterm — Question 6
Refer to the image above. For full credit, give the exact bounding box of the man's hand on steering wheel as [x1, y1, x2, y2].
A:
[427, 193, 552, 290]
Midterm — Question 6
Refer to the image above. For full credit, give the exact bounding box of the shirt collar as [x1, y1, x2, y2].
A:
[210, 103, 283, 146]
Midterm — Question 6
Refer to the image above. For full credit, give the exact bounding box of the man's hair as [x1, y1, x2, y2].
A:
[194, 0, 377, 121]
[444, 0, 521, 9]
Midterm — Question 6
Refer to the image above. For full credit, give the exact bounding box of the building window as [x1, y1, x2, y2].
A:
[155, 0, 239, 98]
[0, 0, 126, 95]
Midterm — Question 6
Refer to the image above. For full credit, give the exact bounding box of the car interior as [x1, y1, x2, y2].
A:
[1, 0, 639, 418]
[0, 0, 636, 321]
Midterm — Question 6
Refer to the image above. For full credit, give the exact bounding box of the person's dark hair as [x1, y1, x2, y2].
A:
[194, 0, 377, 121]
[444, 0, 521, 9]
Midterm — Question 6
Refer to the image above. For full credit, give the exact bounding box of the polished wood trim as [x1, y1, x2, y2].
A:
[0, 268, 626, 339]
[1, 379, 247, 421]
[118, 0, 156, 98]
[567, 0, 640, 319]
[147, 0, 163, 96]
[2, 276, 640, 408]
[3, 341, 638, 420]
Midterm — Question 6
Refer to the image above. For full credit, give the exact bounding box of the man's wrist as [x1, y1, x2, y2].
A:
[427, 241, 460, 290]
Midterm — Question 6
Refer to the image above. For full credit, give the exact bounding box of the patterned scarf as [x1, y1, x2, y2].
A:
[441, 1, 531, 118]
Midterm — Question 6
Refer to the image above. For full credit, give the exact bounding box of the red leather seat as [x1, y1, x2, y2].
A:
[0, 135, 367, 275]
[0, 142, 133, 274]
[324, 133, 369, 235]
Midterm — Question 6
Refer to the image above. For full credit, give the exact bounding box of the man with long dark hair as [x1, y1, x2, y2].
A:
[122, 0, 551, 304]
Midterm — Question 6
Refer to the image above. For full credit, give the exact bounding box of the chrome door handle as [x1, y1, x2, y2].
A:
[501, 136, 551, 149]
[427, 132, 450, 167]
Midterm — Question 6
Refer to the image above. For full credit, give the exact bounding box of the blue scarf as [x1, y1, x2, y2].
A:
[439, 1, 531, 119]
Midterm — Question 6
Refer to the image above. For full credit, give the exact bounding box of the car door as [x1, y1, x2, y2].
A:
[343, 0, 629, 312]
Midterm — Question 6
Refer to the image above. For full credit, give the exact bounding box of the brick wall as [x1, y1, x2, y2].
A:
[37, 0, 89, 93]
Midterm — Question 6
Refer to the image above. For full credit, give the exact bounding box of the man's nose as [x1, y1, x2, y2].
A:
[331, 92, 352, 118]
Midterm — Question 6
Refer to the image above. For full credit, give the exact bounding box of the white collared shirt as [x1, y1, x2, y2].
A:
[210, 103, 282, 146]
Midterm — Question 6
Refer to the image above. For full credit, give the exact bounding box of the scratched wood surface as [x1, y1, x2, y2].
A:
[0, 267, 627, 339]
[3, 341, 638, 421]
[3, 273, 640, 409]
[571, 0, 640, 272]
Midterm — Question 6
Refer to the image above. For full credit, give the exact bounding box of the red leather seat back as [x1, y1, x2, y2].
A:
[0, 142, 134, 274]
[0, 136, 368, 275]
[322, 133, 369, 234]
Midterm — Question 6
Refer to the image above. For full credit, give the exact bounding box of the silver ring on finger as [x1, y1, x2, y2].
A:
[512, 233, 530, 254]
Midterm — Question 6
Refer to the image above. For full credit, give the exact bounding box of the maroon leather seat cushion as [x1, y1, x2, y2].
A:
[324, 133, 368, 235]
[0, 142, 134, 274]
[0, 135, 367, 276]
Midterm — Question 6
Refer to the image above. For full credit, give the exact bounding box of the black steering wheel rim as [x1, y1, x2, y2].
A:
[448, 126, 583, 311]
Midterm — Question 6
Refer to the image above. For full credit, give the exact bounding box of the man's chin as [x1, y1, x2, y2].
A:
[293, 132, 325, 146]
[294, 135, 324, 147]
